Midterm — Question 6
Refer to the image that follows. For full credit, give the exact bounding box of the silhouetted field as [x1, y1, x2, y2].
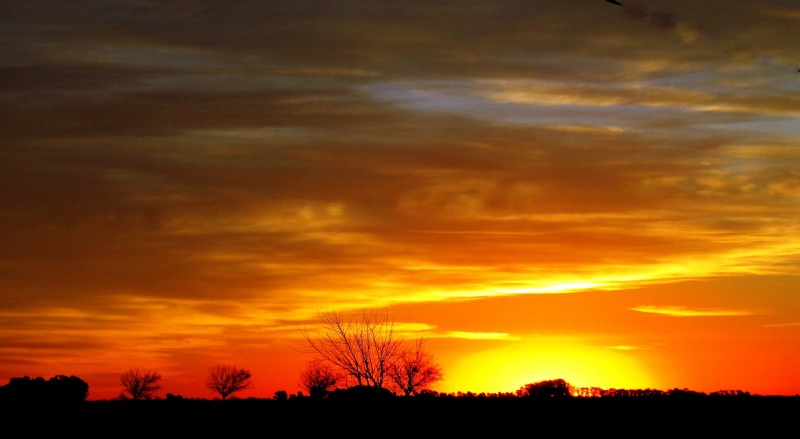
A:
[5, 395, 798, 436]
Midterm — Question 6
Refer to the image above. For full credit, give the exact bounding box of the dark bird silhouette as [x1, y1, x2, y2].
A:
[607, 0, 623, 5]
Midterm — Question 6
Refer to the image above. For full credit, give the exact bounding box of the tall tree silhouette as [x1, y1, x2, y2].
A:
[205, 364, 252, 400]
[120, 368, 162, 400]
[302, 309, 401, 389]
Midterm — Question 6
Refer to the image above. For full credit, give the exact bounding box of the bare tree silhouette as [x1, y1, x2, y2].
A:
[120, 368, 162, 400]
[205, 364, 252, 400]
[388, 337, 443, 396]
[302, 309, 401, 389]
[299, 361, 341, 399]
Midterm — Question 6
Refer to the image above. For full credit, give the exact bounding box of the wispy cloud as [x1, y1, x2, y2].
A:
[447, 331, 519, 341]
[763, 321, 800, 328]
[631, 305, 755, 317]
[608, 345, 640, 351]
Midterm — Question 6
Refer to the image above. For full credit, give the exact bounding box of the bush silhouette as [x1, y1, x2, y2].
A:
[0, 375, 89, 404]
[327, 385, 395, 402]
[518, 378, 573, 399]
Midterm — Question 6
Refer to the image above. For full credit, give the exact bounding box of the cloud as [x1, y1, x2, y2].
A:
[763, 321, 800, 328]
[631, 305, 755, 317]
[608, 345, 640, 351]
[447, 331, 519, 341]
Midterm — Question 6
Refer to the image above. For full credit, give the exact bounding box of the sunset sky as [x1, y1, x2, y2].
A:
[2, 0, 800, 401]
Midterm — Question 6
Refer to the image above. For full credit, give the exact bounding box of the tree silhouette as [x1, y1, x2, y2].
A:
[205, 364, 252, 400]
[299, 361, 340, 399]
[388, 337, 443, 396]
[301, 309, 401, 389]
[517, 378, 574, 399]
[120, 368, 162, 400]
[0, 375, 88, 403]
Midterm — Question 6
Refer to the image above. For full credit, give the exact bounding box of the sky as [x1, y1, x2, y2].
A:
[2, 0, 800, 401]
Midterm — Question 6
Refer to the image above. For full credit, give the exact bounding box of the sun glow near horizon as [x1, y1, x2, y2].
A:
[440, 338, 660, 395]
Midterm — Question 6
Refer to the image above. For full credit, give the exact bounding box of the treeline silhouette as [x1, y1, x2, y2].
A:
[0, 375, 88, 404]
[2, 376, 798, 435]
[0, 374, 769, 404]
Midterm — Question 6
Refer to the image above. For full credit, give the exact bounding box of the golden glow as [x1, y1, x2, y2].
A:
[442, 338, 659, 394]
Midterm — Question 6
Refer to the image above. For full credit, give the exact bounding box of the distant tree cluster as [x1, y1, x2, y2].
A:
[516, 378, 573, 399]
[0, 375, 88, 403]
[417, 383, 755, 401]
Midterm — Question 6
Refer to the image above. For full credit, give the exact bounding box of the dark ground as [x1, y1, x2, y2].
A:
[4, 395, 798, 436]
